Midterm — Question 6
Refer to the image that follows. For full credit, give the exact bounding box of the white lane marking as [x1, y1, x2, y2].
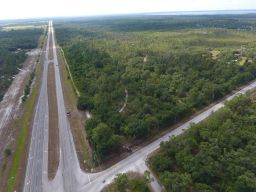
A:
[87, 175, 91, 184]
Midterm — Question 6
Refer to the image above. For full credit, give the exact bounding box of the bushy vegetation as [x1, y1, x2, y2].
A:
[22, 71, 35, 102]
[0, 27, 43, 101]
[149, 92, 256, 192]
[55, 15, 256, 160]
[102, 172, 151, 192]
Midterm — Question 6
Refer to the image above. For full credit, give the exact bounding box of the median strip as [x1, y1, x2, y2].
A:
[47, 61, 59, 179]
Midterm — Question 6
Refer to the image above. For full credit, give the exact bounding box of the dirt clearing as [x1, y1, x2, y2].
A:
[47, 62, 59, 179]
[210, 50, 221, 59]
[239, 57, 248, 66]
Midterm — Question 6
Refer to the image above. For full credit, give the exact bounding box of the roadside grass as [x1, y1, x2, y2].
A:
[6, 27, 46, 192]
[59, 48, 80, 97]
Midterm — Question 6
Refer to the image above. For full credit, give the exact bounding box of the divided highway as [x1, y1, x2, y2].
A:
[23, 21, 256, 192]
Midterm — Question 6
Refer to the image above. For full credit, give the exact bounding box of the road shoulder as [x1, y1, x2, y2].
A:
[56, 45, 93, 171]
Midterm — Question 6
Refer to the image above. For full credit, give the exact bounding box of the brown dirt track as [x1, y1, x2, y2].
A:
[48, 33, 53, 60]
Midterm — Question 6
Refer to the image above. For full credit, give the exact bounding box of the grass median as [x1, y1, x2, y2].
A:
[48, 62, 59, 179]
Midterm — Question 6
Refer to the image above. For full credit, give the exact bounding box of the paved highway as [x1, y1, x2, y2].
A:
[24, 20, 256, 192]
[23, 22, 50, 192]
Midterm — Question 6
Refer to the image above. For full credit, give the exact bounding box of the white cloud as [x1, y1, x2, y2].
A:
[0, 0, 256, 20]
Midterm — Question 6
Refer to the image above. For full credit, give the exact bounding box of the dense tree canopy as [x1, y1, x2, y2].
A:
[55, 15, 256, 159]
[150, 92, 256, 192]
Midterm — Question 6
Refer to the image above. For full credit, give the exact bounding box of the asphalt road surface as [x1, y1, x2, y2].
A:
[23, 21, 256, 192]
[23, 23, 50, 192]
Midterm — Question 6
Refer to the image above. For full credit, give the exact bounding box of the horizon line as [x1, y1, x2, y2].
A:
[1, 8, 256, 22]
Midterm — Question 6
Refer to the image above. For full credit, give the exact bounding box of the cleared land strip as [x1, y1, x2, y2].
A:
[47, 62, 59, 179]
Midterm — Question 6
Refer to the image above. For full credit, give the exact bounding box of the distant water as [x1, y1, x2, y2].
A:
[147, 10, 256, 16]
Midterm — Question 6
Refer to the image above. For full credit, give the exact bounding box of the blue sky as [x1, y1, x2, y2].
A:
[0, 0, 256, 20]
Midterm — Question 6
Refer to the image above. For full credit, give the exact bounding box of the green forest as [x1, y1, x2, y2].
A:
[55, 15, 256, 160]
[149, 91, 256, 192]
[0, 26, 44, 101]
